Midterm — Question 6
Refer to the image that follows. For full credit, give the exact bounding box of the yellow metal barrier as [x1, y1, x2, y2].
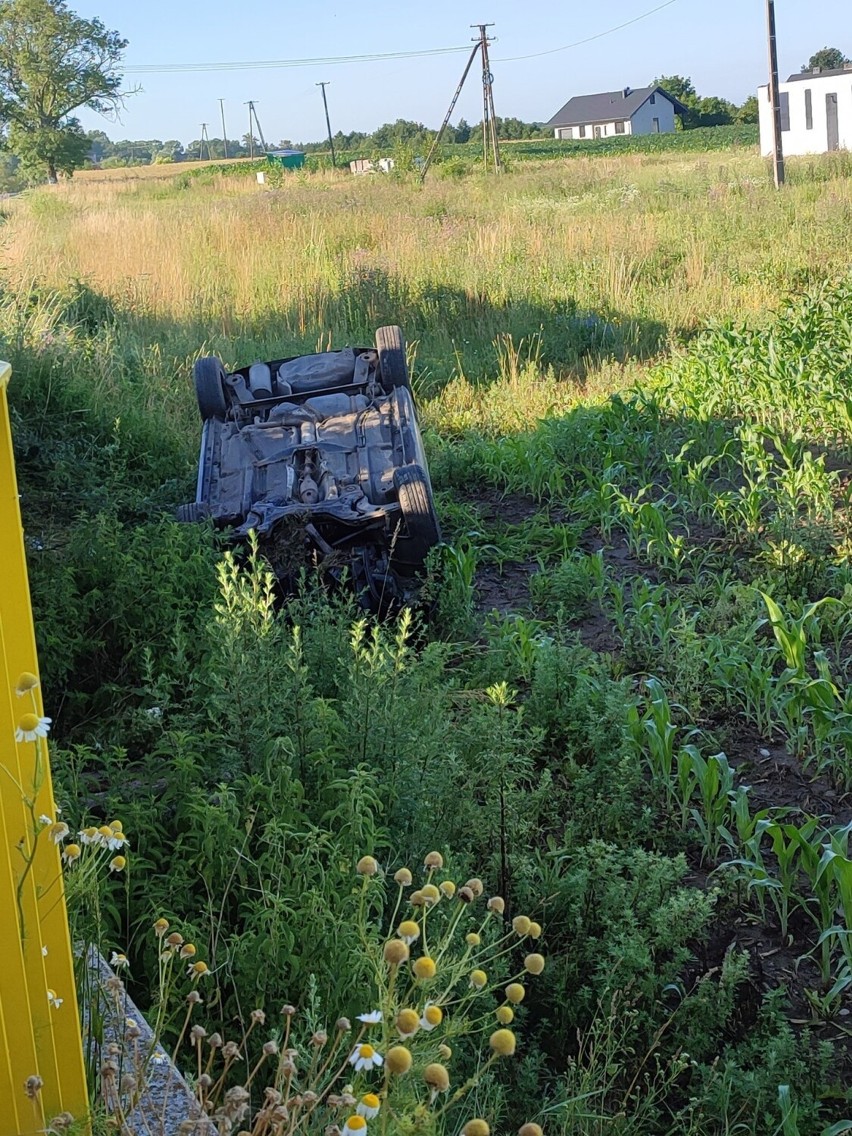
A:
[0, 362, 88, 1132]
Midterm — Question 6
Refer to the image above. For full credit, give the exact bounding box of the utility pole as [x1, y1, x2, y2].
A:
[471, 24, 501, 173]
[245, 100, 267, 157]
[765, 0, 785, 187]
[199, 123, 210, 161]
[420, 41, 481, 180]
[317, 82, 336, 167]
[219, 97, 230, 159]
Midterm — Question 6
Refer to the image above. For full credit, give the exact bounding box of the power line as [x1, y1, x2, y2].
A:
[120, 1, 682, 75]
[493, 0, 681, 62]
[124, 45, 469, 75]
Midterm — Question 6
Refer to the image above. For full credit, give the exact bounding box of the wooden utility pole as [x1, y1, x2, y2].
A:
[219, 97, 230, 159]
[420, 41, 481, 180]
[471, 23, 501, 173]
[245, 100, 267, 157]
[317, 82, 336, 167]
[765, 0, 785, 187]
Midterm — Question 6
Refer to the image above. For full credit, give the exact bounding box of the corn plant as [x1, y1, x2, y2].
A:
[684, 749, 736, 864]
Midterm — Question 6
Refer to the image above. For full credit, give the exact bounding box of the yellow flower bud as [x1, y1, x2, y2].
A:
[394, 867, 413, 886]
[438, 1043, 452, 1060]
[440, 880, 456, 898]
[396, 1008, 420, 1037]
[519, 1125, 543, 1136]
[505, 983, 526, 1004]
[466, 932, 481, 946]
[421, 883, 440, 906]
[397, 920, 420, 944]
[180, 943, 197, 959]
[528, 921, 542, 939]
[490, 1028, 517, 1057]
[109, 820, 123, 833]
[463, 1120, 490, 1136]
[98, 826, 113, 840]
[470, 969, 487, 989]
[422, 1004, 443, 1028]
[384, 940, 410, 966]
[465, 878, 484, 898]
[413, 956, 436, 980]
[15, 671, 39, 695]
[424, 851, 444, 870]
[524, 953, 545, 975]
[356, 856, 378, 876]
[153, 918, 169, 937]
[496, 1005, 514, 1025]
[386, 1046, 413, 1075]
[512, 915, 531, 936]
[424, 1063, 450, 1092]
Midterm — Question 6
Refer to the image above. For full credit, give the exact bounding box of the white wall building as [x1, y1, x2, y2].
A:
[546, 86, 686, 141]
[758, 66, 852, 157]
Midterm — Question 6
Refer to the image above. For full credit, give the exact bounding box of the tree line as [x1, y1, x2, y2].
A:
[0, 0, 848, 182]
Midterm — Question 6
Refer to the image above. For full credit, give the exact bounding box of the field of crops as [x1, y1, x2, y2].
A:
[4, 147, 852, 1134]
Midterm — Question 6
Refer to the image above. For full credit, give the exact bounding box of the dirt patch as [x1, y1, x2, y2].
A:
[580, 529, 661, 583]
[475, 560, 538, 615]
[716, 717, 852, 825]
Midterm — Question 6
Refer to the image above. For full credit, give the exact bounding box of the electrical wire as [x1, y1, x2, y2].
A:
[494, 0, 682, 62]
[122, 0, 683, 75]
[124, 45, 470, 75]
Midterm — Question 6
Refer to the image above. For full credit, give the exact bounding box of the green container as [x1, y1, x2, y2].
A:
[266, 149, 306, 170]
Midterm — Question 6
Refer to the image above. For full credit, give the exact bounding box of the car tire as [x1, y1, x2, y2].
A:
[194, 356, 228, 420]
[393, 464, 441, 572]
[376, 325, 411, 392]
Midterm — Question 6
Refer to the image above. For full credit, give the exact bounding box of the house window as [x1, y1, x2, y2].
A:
[579, 124, 586, 138]
[780, 91, 790, 131]
[650, 93, 656, 104]
[805, 88, 813, 129]
[652, 117, 660, 133]
[615, 120, 626, 134]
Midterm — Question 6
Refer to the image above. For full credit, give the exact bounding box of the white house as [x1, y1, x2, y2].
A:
[546, 85, 686, 140]
[758, 65, 852, 156]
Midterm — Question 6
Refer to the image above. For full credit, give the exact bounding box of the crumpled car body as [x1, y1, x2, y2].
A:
[177, 326, 441, 609]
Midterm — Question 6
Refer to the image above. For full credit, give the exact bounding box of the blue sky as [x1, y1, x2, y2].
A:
[78, 0, 850, 143]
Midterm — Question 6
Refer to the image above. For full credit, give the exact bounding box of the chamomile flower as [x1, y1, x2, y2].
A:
[15, 672, 39, 696]
[188, 961, 210, 980]
[342, 1117, 369, 1136]
[110, 952, 129, 970]
[349, 1043, 383, 1072]
[357, 1093, 381, 1119]
[79, 828, 99, 845]
[15, 714, 51, 743]
[420, 1003, 443, 1031]
[38, 815, 52, 826]
[48, 822, 69, 844]
[397, 920, 420, 945]
[47, 989, 63, 1009]
[62, 844, 81, 864]
[357, 1010, 382, 1025]
[109, 856, 126, 873]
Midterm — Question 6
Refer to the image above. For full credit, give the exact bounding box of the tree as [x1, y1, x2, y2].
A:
[653, 75, 700, 128]
[736, 96, 759, 125]
[0, 0, 126, 182]
[801, 47, 850, 73]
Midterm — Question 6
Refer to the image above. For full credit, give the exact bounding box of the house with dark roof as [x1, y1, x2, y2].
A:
[546, 85, 687, 140]
[758, 65, 852, 157]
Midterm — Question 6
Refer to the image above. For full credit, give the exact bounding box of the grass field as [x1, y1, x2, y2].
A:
[4, 148, 852, 1134]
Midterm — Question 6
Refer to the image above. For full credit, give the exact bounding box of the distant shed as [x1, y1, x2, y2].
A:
[266, 149, 306, 169]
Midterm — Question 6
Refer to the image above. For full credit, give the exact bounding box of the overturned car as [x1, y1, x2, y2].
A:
[177, 326, 441, 609]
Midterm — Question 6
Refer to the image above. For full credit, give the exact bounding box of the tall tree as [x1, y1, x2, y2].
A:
[0, 0, 126, 182]
[801, 47, 850, 73]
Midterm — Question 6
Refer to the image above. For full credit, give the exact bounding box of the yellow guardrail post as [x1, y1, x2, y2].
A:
[0, 362, 89, 1132]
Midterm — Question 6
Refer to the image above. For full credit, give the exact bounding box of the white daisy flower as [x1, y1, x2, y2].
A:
[357, 1010, 382, 1025]
[420, 1003, 443, 1032]
[49, 822, 70, 844]
[47, 990, 63, 1009]
[106, 832, 126, 851]
[348, 1043, 383, 1072]
[357, 1093, 381, 1120]
[342, 1117, 369, 1136]
[41, 946, 48, 957]
[38, 815, 52, 826]
[15, 714, 51, 743]
[110, 952, 129, 970]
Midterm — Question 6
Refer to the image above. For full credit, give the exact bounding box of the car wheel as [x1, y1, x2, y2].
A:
[194, 356, 228, 420]
[375, 325, 411, 391]
[393, 464, 441, 572]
